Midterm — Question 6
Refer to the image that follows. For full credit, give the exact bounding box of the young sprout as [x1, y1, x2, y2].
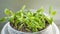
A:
[0, 5, 56, 32]
[49, 6, 56, 16]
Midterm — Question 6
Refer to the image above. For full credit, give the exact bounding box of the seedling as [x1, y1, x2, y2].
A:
[0, 6, 56, 32]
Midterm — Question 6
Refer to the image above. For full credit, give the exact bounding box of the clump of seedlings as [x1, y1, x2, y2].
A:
[0, 6, 56, 32]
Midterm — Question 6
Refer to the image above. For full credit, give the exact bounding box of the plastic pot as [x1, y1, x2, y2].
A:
[7, 22, 53, 34]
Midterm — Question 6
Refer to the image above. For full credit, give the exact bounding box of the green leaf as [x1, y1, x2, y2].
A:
[49, 6, 52, 14]
[0, 17, 7, 22]
[19, 5, 26, 12]
[45, 17, 53, 24]
[18, 24, 24, 30]
[51, 11, 56, 16]
[25, 28, 30, 32]
[37, 7, 44, 13]
[49, 6, 56, 16]
[21, 5, 26, 10]
[32, 28, 38, 32]
[9, 15, 15, 23]
[49, 17, 53, 24]
[4, 8, 14, 16]
[4, 8, 11, 15]
[10, 10, 14, 15]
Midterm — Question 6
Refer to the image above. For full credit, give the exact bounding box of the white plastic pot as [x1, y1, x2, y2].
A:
[7, 22, 53, 34]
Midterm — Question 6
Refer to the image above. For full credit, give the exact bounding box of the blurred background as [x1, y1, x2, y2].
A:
[0, 0, 60, 34]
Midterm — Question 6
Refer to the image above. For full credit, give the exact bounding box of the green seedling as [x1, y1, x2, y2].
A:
[0, 6, 56, 32]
